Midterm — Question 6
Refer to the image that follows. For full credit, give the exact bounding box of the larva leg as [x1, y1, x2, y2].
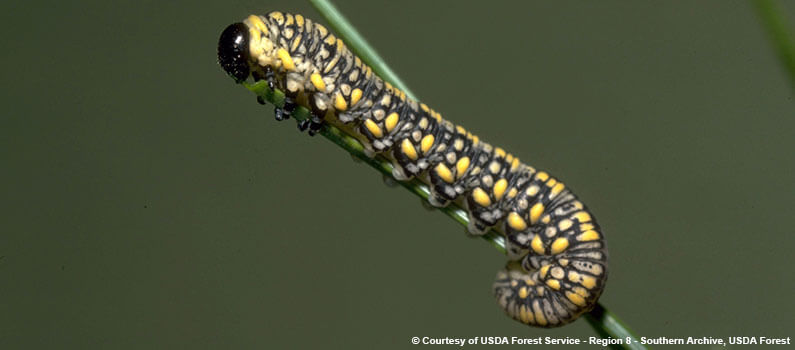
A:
[297, 119, 310, 131]
[274, 101, 295, 122]
[298, 117, 323, 136]
[307, 121, 323, 136]
[296, 97, 324, 135]
[256, 66, 296, 122]
[278, 91, 299, 124]
[266, 70, 277, 92]
[303, 94, 329, 136]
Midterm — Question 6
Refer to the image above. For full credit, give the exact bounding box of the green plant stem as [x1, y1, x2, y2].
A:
[753, 0, 795, 90]
[247, 0, 644, 347]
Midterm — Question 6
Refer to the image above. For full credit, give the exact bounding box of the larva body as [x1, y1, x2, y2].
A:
[218, 12, 608, 327]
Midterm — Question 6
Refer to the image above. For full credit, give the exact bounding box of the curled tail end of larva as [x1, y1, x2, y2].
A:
[493, 261, 598, 328]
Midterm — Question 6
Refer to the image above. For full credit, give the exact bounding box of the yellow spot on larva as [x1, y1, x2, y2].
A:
[471, 135, 479, 144]
[290, 35, 302, 52]
[580, 275, 597, 289]
[507, 212, 527, 231]
[435, 163, 454, 183]
[574, 211, 592, 223]
[248, 30, 263, 58]
[384, 112, 399, 132]
[276, 48, 295, 71]
[420, 103, 430, 112]
[350, 88, 363, 106]
[546, 279, 561, 290]
[493, 179, 508, 200]
[526, 185, 540, 197]
[558, 219, 573, 231]
[247, 15, 268, 33]
[531, 235, 545, 254]
[550, 238, 569, 254]
[519, 286, 529, 299]
[248, 26, 261, 42]
[324, 53, 340, 74]
[334, 94, 348, 111]
[566, 291, 587, 307]
[535, 171, 549, 182]
[541, 215, 551, 224]
[285, 14, 294, 26]
[316, 23, 327, 37]
[401, 139, 418, 160]
[432, 111, 442, 122]
[472, 188, 491, 207]
[420, 134, 435, 153]
[511, 157, 521, 170]
[455, 125, 466, 134]
[568, 271, 580, 282]
[573, 286, 590, 297]
[455, 157, 470, 177]
[363, 119, 382, 138]
[324, 34, 336, 45]
[577, 230, 600, 241]
[495, 147, 506, 158]
[508, 188, 517, 198]
[580, 223, 595, 231]
[533, 303, 547, 326]
[539, 265, 550, 278]
[310, 73, 325, 91]
[295, 14, 304, 27]
[269, 12, 284, 23]
[519, 306, 532, 324]
[550, 183, 565, 197]
[546, 178, 557, 187]
[529, 203, 544, 225]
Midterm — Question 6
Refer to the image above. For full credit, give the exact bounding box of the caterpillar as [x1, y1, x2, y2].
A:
[217, 11, 608, 328]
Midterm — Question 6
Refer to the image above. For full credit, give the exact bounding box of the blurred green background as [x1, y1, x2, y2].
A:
[2, 0, 793, 348]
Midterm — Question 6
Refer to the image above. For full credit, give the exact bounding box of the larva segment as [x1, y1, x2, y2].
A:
[390, 112, 446, 181]
[357, 80, 414, 153]
[217, 11, 608, 328]
[427, 125, 477, 206]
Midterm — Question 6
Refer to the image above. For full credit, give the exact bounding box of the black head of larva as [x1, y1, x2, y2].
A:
[218, 22, 251, 83]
